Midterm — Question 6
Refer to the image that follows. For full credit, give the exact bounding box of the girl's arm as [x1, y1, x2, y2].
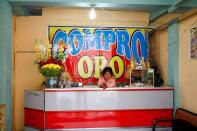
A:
[98, 77, 108, 88]
[107, 77, 116, 88]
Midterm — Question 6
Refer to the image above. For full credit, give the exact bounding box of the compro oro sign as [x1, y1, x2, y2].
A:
[49, 26, 148, 85]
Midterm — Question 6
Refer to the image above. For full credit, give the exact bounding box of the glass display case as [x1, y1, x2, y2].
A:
[130, 69, 154, 87]
[129, 56, 154, 87]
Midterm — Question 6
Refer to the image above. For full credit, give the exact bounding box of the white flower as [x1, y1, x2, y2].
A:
[62, 44, 72, 63]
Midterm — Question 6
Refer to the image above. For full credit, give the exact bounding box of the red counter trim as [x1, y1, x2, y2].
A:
[45, 108, 173, 113]
[45, 88, 174, 92]
[45, 109, 173, 129]
[24, 108, 44, 129]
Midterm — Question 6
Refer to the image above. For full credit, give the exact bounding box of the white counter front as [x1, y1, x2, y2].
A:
[24, 87, 174, 131]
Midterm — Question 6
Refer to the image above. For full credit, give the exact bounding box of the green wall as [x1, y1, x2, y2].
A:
[0, 0, 12, 130]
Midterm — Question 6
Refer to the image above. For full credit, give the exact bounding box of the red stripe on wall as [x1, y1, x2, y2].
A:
[24, 108, 44, 129]
[45, 109, 173, 129]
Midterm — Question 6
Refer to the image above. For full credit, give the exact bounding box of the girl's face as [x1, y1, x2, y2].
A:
[103, 72, 112, 81]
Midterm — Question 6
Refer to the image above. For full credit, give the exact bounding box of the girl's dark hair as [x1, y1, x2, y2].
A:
[102, 67, 113, 76]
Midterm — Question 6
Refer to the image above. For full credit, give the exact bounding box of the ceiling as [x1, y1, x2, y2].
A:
[8, 0, 197, 22]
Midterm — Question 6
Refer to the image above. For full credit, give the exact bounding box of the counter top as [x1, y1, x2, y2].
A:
[44, 87, 174, 92]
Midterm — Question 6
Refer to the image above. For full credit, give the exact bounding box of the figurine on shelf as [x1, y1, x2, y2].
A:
[130, 55, 137, 70]
[146, 59, 150, 69]
[141, 57, 147, 69]
[136, 63, 143, 70]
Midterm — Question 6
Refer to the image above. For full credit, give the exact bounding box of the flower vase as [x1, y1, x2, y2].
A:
[46, 77, 58, 88]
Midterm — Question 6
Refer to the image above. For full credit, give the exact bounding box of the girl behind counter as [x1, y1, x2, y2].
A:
[98, 67, 116, 88]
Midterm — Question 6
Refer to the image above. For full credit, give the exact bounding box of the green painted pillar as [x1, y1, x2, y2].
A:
[168, 19, 179, 110]
[0, 0, 12, 130]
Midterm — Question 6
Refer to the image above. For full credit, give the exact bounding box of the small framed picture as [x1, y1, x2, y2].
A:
[190, 27, 197, 59]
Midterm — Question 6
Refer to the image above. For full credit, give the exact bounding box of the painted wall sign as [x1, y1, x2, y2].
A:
[49, 26, 148, 85]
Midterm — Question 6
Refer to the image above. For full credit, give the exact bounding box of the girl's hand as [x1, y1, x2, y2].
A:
[100, 83, 107, 89]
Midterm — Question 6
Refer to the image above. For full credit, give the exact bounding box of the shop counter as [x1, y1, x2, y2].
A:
[24, 87, 174, 131]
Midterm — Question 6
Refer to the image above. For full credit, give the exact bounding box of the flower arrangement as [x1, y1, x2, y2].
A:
[34, 39, 71, 78]
[40, 63, 63, 78]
